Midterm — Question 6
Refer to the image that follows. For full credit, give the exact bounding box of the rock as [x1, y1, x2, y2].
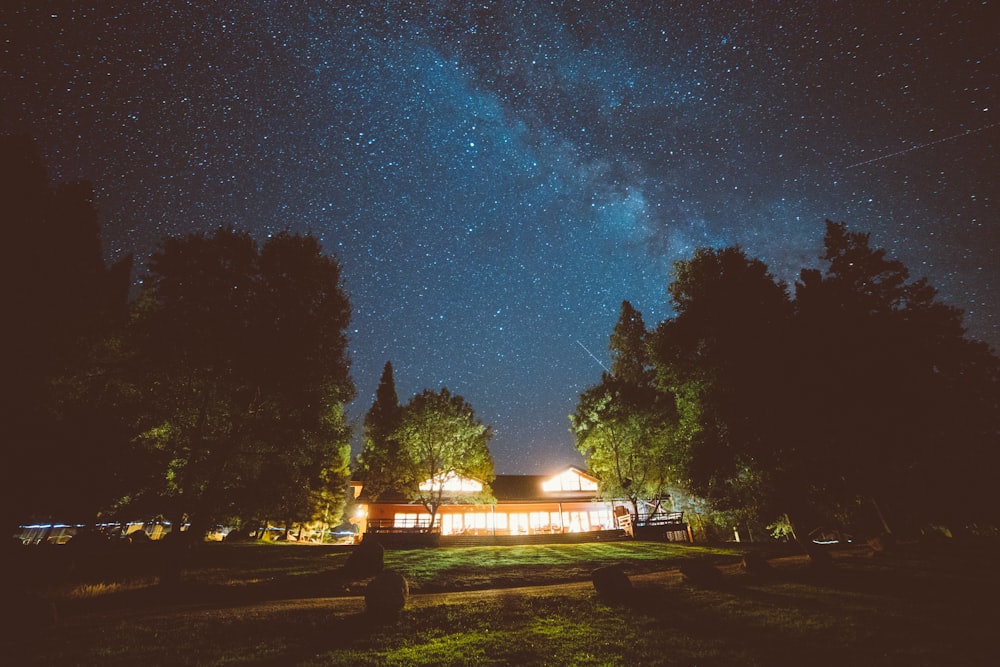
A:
[741, 552, 773, 575]
[679, 558, 724, 587]
[591, 565, 633, 602]
[867, 533, 896, 556]
[344, 537, 385, 578]
[364, 570, 409, 619]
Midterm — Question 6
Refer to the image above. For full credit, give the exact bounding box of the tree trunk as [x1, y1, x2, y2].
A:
[870, 496, 893, 535]
[786, 511, 832, 565]
[629, 497, 640, 525]
[784, 512, 813, 556]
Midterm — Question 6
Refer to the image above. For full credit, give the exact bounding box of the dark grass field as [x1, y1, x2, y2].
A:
[11, 539, 1000, 665]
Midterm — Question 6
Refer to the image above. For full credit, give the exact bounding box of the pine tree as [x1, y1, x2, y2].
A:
[357, 361, 403, 501]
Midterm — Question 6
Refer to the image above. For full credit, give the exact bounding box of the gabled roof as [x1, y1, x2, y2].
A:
[356, 466, 602, 505]
[492, 466, 600, 501]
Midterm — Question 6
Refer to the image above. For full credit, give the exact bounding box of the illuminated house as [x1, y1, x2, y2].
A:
[353, 466, 621, 540]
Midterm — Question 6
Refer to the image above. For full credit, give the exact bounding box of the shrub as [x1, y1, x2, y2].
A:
[223, 529, 252, 543]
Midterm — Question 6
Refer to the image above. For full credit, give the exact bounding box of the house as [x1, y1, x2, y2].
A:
[352, 466, 623, 540]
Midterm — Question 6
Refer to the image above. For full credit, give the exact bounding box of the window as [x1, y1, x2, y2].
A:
[542, 469, 599, 492]
[419, 472, 483, 493]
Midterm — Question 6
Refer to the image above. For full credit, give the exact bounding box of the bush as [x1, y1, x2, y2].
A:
[223, 529, 252, 543]
[364, 570, 409, 619]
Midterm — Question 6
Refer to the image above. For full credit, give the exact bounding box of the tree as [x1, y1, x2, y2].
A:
[649, 248, 816, 542]
[393, 388, 495, 528]
[1, 136, 133, 533]
[650, 228, 1000, 547]
[572, 301, 677, 519]
[356, 361, 404, 501]
[128, 228, 354, 537]
[609, 300, 653, 386]
[794, 221, 1000, 533]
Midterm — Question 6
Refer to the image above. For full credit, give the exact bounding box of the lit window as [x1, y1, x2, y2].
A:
[542, 469, 598, 492]
[419, 472, 483, 493]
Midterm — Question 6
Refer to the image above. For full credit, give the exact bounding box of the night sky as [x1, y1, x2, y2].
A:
[3, 1, 997, 473]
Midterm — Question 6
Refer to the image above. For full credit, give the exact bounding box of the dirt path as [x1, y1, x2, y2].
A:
[55, 553, 814, 630]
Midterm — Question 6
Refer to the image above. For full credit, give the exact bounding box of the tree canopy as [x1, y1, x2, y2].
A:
[650, 249, 802, 525]
[392, 387, 495, 527]
[2, 136, 132, 532]
[572, 301, 677, 518]
[793, 221, 1000, 533]
[129, 228, 354, 536]
[356, 361, 404, 502]
[649, 224, 1000, 544]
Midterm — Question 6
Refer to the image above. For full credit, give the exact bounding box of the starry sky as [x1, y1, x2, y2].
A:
[3, 1, 998, 474]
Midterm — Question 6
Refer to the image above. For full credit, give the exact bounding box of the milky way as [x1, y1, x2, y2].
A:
[3, 1, 997, 472]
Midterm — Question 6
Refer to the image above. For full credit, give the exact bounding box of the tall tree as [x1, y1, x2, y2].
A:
[2, 136, 132, 533]
[794, 220, 1000, 533]
[357, 361, 403, 501]
[393, 388, 495, 528]
[609, 300, 653, 386]
[649, 248, 813, 540]
[129, 228, 354, 537]
[651, 228, 1000, 546]
[572, 301, 676, 519]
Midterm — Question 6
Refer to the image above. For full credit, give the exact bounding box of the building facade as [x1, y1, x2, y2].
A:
[353, 466, 621, 537]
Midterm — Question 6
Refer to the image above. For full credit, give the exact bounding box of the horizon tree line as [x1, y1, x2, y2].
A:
[574, 222, 1000, 550]
[5, 136, 998, 548]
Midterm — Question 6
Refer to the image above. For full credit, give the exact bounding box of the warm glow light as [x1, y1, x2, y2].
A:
[542, 469, 598, 492]
[419, 472, 483, 493]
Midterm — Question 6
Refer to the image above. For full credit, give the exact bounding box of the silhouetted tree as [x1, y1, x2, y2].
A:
[393, 388, 495, 528]
[650, 226, 1000, 547]
[1, 136, 132, 533]
[794, 220, 1000, 534]
[649, 248, 820, 545]
[356, 361, 404, 501]
[609, 300, 654, 386]
[129, 228, 354, 537]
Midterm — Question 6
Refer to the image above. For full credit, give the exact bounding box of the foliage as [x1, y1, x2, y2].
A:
[393, 388, 495, 526]
[650, 248, 800, 525]
[650, 225, 1000, 541]
[1, 136, 133, 530]
[793, 220, 1000, 532]
[128, 228, 354, 534]
[608, 300, 653, 385]
[572, 301, 679, 518]
[572, 378, 676, 516]
[356, 361, 404, 501]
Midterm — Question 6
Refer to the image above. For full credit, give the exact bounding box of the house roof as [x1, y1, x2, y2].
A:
[356, 466, 601, 504]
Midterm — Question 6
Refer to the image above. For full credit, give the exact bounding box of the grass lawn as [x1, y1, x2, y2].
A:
[13, 539, 1000, 665]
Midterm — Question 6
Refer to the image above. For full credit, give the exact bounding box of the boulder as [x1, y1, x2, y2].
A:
[741, 552, 773, 575]
[344, 537, 385, 578]
[679, 558, 724, 587]
[364, 570, 409, 619]
[591, 565, 633, 602]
